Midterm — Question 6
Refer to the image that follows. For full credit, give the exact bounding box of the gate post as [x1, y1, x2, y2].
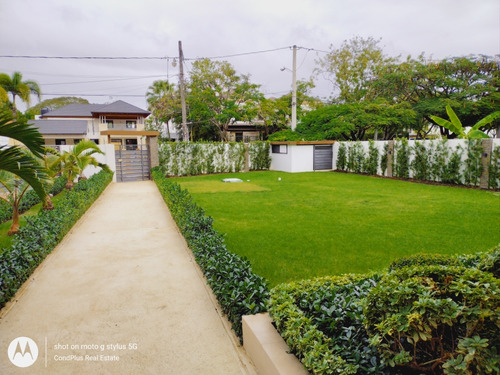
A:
[147, 136, 159, 168]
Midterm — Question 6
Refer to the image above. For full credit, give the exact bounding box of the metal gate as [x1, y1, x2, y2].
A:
[313, 145, 333, 170]
[115, 145, 150, 182]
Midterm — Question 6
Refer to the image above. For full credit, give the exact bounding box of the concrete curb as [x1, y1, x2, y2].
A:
[242, 313, 308, 375]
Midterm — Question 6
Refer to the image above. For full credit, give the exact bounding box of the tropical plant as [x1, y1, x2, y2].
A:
[0, 72, 41, 112]
[0, 170, 33, 235]
[57, 140, 110, 189]
[430, 105, 500, 139]
[0, 108, 48, 200]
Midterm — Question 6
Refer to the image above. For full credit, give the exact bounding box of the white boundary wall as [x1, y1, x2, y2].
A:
[58, 144, 117, 182]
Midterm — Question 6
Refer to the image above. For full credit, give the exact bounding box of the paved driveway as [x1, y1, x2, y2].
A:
[0, 181, 256, 374]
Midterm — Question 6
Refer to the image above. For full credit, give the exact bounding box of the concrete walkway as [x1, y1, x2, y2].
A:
[0, 181, 257, 374]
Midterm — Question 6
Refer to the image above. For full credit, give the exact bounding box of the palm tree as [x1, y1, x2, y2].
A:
[39, 147, 61, 210]
[58, 140, 110, 190]
[0, 108, 48, 200]
[146, 80, 175, 106]
[0, 72, 41, 113]
[0, 170, 33, 235]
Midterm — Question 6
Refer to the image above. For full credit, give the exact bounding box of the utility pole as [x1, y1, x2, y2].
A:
[178, 40, 189, 141]
[291, 45, 297, 131]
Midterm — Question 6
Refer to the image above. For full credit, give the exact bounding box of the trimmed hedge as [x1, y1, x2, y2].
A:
[0, 171, 113, 308]
[151, 167, 269, 339]
[269, 246, 500, 375]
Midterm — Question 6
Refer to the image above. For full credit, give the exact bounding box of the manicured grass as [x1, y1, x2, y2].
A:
[174, 171, 500, 286]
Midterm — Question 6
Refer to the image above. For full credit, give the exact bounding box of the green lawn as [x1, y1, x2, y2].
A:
[174, 171, 500, 286]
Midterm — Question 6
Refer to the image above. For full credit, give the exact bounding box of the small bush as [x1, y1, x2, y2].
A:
[151, 167, 269, 339]
[363, 264, 500, 374]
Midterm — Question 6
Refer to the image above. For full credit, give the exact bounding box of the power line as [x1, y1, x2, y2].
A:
[41, 75, 170, 85]
[42, 93, 146, 97]
[0, 46, 328, 62]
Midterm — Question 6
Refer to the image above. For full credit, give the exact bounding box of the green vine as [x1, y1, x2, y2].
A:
[463, 139, 483, 187]
[488, 145, 500, 189]
[336, 143, 347, 171]
[394, 138, 410, 179]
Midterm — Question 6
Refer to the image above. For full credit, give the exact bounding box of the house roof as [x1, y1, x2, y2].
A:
[93, 100, 150, 116]
[30, 119, 87, 135]
[41, 100, 150, 118]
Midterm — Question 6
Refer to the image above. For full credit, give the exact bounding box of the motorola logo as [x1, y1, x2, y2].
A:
[8, 337, 38, 368]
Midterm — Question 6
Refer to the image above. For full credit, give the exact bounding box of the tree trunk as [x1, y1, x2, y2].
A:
[43, 195, 54, 210]
[8, 205, 20, 235]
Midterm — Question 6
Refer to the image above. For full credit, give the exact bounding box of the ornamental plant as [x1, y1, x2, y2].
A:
[363, 264, 500, 374]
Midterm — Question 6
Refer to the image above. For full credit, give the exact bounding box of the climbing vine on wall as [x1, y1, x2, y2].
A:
[159, 141, 270, 176]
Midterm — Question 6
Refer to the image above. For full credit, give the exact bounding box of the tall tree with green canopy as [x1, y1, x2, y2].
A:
[0, 72, 41, 113]
[145, 80, 180, 139]
[187, 59, 263, 141]
[0, 107, 48, 201]
[257, 80, 321, 138]
[370, 55, 500, 138]
[315, 36, 397, 103]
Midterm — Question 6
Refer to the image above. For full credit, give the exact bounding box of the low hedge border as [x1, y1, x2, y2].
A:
[151, 167, 269, 339]
[0, 175, 67, 224]
[269, 274, 382, 375]
[269, 246, 499, 375]
[0, 170, 113, 308]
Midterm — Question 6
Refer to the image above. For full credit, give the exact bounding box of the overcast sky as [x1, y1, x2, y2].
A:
[0, 0, 499, 111]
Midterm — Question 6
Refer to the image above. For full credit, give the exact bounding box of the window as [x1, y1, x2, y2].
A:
[235, 132, 243, 142]
[272, 144, 287, 154]
[55, 139, 66, 145]
[74, 139, 82, 144]
[91, 139, 99, 145]
[107, 120, 114, 129]
[126, 121, 137, 129]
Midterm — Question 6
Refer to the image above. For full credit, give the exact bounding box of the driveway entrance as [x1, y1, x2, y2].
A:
[115, 145, 150, 182]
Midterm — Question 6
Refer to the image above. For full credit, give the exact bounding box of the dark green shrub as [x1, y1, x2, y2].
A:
[0, 170, 113, 308]
[488, 146, 500, 189]
[365, 140, 379, 175]
[363, 265, 500, 374]
[389, 253, 460, 271]
[269, 274, 386, 375]
[249, 141, 271, 170]
[411, 141, 431, 181]
[394, 139, 410, 179]
[337, 143, 347, 171]
[463, 140, 483, 187]
[151, 167, 269, 339]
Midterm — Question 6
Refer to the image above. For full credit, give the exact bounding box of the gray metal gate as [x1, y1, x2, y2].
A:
[115, 145, 150, 182]
[313, 145, 333, 170]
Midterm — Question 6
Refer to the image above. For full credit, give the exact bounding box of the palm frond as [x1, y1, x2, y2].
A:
[0, 109, 45, 157]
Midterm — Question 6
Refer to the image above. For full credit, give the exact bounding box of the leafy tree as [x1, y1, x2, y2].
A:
[258, 80, 320, 138]
[25, 97, 89, 118]
[187, 59, 263, 141]
[371, 55, 500, 138]
[0, 71, 41, 113]
[293, 101, 415, 141]
[57, 140, 109, 190]
[430, 105, 500, 139]
[315, 36, 397, 103]
[145, 80, 181, 139]
[0, 107, 48, 200]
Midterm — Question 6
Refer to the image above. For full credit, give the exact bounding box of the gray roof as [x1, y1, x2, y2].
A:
[93, 100, 150, 115]
[30, 119, 87, 135]
[42, 100, 149, 118]
[41, 104, 103, 118]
